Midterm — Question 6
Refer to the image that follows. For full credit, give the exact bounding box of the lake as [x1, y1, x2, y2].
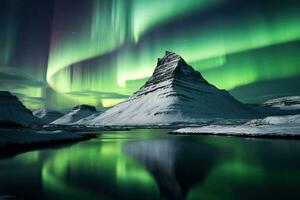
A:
[0, 129, 300, 200]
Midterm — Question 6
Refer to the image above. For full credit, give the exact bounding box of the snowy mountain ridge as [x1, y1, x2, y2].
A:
[33, 108, 63, 124]
[51, 104, 97, 125]
[263, 96, 300, 110]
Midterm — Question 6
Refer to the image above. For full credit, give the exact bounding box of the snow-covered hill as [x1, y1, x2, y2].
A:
[33, 108, 63, 124]
[246, 114, 300, 126]
[0, 91, 43, 126]
[173, 114, 300, 137]
[263, 96, 300, 110]
[51, 105, 97, 125]
[80, 52, 259, 126]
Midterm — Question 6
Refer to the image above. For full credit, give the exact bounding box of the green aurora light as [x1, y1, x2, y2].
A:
[0, 0, 300, 109]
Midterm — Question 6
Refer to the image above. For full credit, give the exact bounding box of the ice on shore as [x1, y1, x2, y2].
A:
[173, 114, 300, 137]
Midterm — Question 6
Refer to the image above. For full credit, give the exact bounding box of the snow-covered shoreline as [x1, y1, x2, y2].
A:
[172, 114, 300, 139]
[172, 125, 300, 138]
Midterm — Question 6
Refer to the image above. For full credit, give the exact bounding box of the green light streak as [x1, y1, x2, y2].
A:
[44, 0, 300, 108]
[0, 3, 18, 65]
[47, 0, 131, 86]
[131, 0, 223, 42]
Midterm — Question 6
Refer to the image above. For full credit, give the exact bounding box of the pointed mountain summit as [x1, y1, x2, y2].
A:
[142, 51, 208, 88]
[81, 52, 258, 126]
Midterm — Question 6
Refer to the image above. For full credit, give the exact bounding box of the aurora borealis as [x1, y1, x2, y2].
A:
[0, 0, 300, 110]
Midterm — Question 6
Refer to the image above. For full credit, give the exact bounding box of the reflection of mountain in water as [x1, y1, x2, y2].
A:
[1, 131, 300, 199]
[124, 139, 219, 200]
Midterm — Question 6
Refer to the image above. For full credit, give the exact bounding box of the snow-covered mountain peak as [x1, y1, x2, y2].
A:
[143, 51, 207, 89]
[51, 104, 97, 125]
[263, 96, 300, 110]
[33, 108, 63, 124]
[71, 104, 97, 112]
[77, 52, 259, 126]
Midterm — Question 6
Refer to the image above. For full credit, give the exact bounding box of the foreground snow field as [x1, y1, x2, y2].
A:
[173, 114, 300, 138]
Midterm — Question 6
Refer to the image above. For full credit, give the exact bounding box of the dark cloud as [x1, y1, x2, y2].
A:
[12, 92, 46, 104]
[0, 67, 47, 89]
[230, 75, 300, 103]
[66, 90, 129, 99]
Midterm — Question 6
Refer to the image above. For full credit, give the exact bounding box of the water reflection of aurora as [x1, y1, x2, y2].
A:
[1, 130, 300, 199]
[42, 140, 160, 200]
[41, 133, 269, 200]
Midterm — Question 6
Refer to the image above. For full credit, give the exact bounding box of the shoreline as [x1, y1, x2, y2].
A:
[0, 129, 98, 158]
[170, 131, 300, 140]
[171, 124, 300, 140]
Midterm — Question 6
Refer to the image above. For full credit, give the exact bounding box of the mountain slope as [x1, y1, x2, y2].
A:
[33, 108, 64, 124]
[81, 52, 259, 126]
[0, 91, 43, 126]
[51, 105, 97, 125]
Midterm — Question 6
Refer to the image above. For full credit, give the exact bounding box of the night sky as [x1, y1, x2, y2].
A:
[0, 0, 300, 110]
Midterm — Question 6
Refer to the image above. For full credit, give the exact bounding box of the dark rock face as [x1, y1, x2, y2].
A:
[0, 91, 33, 115]
[133, 51, 213, 101]
[0, 120, 23, 128]
[0, 91, 43, 126]
[72, 104, 97, 112]
[142, 51, 208, 89]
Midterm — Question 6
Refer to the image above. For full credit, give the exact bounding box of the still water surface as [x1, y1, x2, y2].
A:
[0, 129, 300, 200]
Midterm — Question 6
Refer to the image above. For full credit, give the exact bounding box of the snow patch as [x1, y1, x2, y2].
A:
[264, 96, 300, 110]
[33, 108, 63, 124]
[51, 105, 98, 125]
[247, 114, 300, 126]
[173, 114, 300, 137]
